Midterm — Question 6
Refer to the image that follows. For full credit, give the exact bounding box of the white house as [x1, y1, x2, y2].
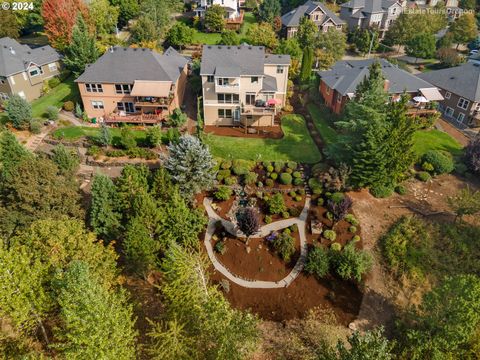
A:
[194, 0, 240, 19]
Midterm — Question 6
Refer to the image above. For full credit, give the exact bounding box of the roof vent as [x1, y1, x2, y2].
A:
[142, 48, 146, 51]
[248, 46, 252, 50]
[9, 47, 15, 55]
[133, 48, 137, 51]
[474, 63, 480, 67]
[109, 46, 114, 53]
[227, 46, 231, 49]
[450, 76, 455, 79]
[123, 48, 127, 51]
[207, 45, 212, 49]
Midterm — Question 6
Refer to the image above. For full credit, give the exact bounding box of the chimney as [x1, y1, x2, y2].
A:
[384, 79, 390, 92]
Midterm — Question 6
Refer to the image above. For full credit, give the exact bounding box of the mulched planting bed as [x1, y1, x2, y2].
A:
[204, 125, 284, 139]
[212, 230, 301, 282]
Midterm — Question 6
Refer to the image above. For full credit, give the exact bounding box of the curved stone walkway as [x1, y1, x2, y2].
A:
[203, 196, 311, 289]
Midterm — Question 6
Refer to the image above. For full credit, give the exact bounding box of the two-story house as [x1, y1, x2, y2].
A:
[194, 0, 241, 21]
[281, 1, 345, 38]
[75, 47, 188, 124]
[200, 45, 290, 127]
[318, 58, 443, 114]
[418, 62, 480, 128]
[0, 37, 62, 105]
[340, 0, 403, 37]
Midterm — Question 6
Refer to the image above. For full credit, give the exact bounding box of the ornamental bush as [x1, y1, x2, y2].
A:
[270, 172, 278, 180]
[416, 171, 431, 182]
[266, 193, 286, 214]
[422, 162, 435, 172]
[214, 186, 233, 201]
[293, 178, 304, 186]
[244, 171, 258, 185]
[323, 229, 336, 241]
[216, 169, 231, 181]
[264, 215, 272, 224]
[349, 225, 357, 233]
[274, 161, 284, 173]
[330, 242, 342, 251]
[395, 184, 407, 195]
[266, 165, 274, 172]
[294, 195, 302, 202]
[282, 211, 290, 219]
[345, 214, 359, 226]
[46, 106, 59, 121]
[221, 160, 232, 169]
[293, 171, 302, 178]
[289, 190, 296, 197]
[265, 179, 274, 187]
[6, 94, 32, 129]
[224, 176, 237, 185]
[232, 159, 255, 175]
[422, 150, 454, 175]
[304, 246, 330, 278]
[29, 119, 42, 134]
[289, 206, 301, 217]
[280, 172, 292, 185]
[369, 184, 394, 198]
[330, 242, 373, 282]
[287, 161, 297, 170]
[272, 232, 295, 262]
[119, 127, 137, 150]
[330, 192, 345, 203]
[63, 101, 75, 111]
[465, 138, 480, 174]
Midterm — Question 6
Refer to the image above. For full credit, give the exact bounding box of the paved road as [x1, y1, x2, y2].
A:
[203, 196, 310, 289]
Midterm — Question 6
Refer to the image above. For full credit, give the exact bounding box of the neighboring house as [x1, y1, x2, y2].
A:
[281, 1, 345, 39]
[200, 45, 290, 127]
[418, 62, 480, 128]
[318, 58, 443, 114]
[339, 0, 403, 37]
[0, 37, 62, 105]
[75, 47, 188, 124]
[194, 0, 240, 20]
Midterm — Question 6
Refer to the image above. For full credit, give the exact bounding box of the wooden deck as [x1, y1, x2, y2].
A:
[406, 108, 439, 116]
[104, 113, 164, 124]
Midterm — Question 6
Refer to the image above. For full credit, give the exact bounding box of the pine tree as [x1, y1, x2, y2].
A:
[0, 131, 30, 180]
[98, 123, 112, 147]
[300, 47, 314, 83]
[63, 15, 100, 76]
[5, 95, 32, 130]
[89, 174, 122, 240]
[51, 144, 80, 176]
[123, 216, 160, 273]
[165, 135, 216, 198]
[53, 261, 137, 359]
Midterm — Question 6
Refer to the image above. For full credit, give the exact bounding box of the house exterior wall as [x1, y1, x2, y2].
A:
[198, 0, 239, 18]
[436, 87, 480, 126]
[341, 3, 400, 34]
[0, 60, 61, 103]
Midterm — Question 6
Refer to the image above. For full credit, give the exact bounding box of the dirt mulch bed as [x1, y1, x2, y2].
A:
[204, 125, 284, 139]
[213, 229, 301, 282]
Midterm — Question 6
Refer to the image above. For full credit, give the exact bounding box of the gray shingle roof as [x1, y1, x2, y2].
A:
[200, 45, 290, 76]
[262, 75, 277, 92]
[341, 0, 397, 12]
[281, 0, 344, 27]
[0, 37, 61, 77]
[75, 46, 188, 84]
[417, 63, 480, 102]
[318, 58, 437, 96]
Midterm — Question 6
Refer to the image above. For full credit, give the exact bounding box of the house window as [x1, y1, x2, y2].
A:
[0, 77, 5, 84]
[207, 75, 214, 83]
[444, 91, 451, 99]
[117, 102, 134, 113]
[48, 63, 58, 72]
[218, 109, 233, 118]
[218, 78, 232, 86]
[91, 101, 104, 109]
[276, 66, 284, 74]
[336, 94, 342, 103]
[115, 84, 132, 94]
[246, 93, 255, 105]
[251, 77, 258, 84]
[86, 83, 103, 93]
[445, 106, 454, 117]
[457, 113, 465, 123]
[217, 93, 239, 103]
[457, 98, 470, 110]
[29, 67, 43, 77]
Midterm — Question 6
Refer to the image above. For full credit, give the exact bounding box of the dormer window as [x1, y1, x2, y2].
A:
[29, 67, 43, 77]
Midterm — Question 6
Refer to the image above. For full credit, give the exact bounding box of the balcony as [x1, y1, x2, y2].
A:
[104, 112, 165, 124]
[134, 96, 173, 107]
[241, 104, 276, 116]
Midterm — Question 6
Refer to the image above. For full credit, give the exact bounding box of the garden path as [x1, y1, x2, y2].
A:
[24, 124, 54, 152]
[203, 196, 311, 289]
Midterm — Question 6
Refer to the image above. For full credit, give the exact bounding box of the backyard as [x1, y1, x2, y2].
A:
[203, 114, 322, 163]
[52, 125, 148, 143]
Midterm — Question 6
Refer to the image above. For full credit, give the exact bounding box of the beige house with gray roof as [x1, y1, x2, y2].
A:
[0, 37, 62, 105]
[200, 45, 290, 127]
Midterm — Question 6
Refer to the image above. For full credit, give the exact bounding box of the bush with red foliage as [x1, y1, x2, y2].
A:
[327, 195, 353, 223]
[236, 207, 259, 238]
[465, 138, 480, 174]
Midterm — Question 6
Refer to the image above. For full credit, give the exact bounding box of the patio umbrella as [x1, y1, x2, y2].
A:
[267, 98, 281, 106]
[413, 96, 429, 103]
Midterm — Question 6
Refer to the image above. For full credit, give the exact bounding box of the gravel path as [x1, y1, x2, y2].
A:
[203, 196, 311, 288]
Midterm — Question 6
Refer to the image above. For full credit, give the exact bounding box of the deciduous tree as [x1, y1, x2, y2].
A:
[89, 0, 119, 35]
[166, 23, 194, 50]
[406, 33, 436, 62]
[276, 38, 302, 60]
[111, 0, 139, 27]
[0, 10, 20, 38]
[221, 30, 241, 45]
[316, 27, 347, 69]
[449, 13, 477, 48]
[297, 16, 317, 49]
[205, 4, 226, 32]
[245, 23, 279, 50]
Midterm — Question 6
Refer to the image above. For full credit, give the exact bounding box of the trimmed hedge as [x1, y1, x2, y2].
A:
[421, 150, 454, 175]
[279, 172, 292, 185]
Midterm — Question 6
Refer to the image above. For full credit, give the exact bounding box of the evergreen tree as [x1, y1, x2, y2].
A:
[123, 216, 160, 273]
[115, 164, 150, 214]
[63, 15, 100, 76]
[300, 47, 314, 83]
[98, 123, 112, 146]
[165, 135, 216, 198]
[111, 0, 139, 27]
[53, 261, 137, 359]
[336, 327, 394, 359]
[88, 0, 119, 36]
[51, 144, 80, 176]
[258, 0, 281, 24]
[0, 131, 30, 180]
[5, 95, 32, 130]
[89, 174, 122, 240]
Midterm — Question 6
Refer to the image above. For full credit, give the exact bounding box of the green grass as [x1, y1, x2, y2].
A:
[52, 126, 148, 144]
[239, 12, 255, 42]
[307, 103, 339, 145]
[413, 129, 463, 157]
[203, 114, 322, 163]
[192, 30, 222, 45]
[31, 77, 80, 119]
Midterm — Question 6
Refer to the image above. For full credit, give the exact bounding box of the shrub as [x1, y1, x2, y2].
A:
[298, 189, 305, 195]
[330, 242, 342, 251]
[266, 193, 286, 214]
[395, 185, 407, 195]
[289, 190, 296, 197]
[274, 163, 284, 173]
[270, 172, 278, 180]
[455, 162, 468, 176]
[308, 177, 322, 190]
[161, 127, 180, 144]
[106, 149, 126, 157]
[283, 228, 292, 235]
[323, 230, 336, 241]
[330, 192, 345, 203]
[416, 171, 431, 182]
[257, 181, 263, 187]
[317, 198, 324, 206]
[6, 94, 32, 129]
[266, 165, 274, 172]
[422, 162, 434, 172]
[63, 101, 74, 111]
[215, 240, 226, 254]
[345, 214, 359, 226]
[262, 161, 271, 168]
[289, 207, 301, 217]
[465, 138, 480, 174]
[221, 160, 232, 170]
[224, 176, 237, 185]
[349, 226, 357, 233]
[421, 150, 454, 175]
[369, 184, 394, 198]
[236, 207, 260, 237]
[326, 211, 333, 221]
[279, 172, 292, 185]
[264, 215, 272, 224]
[232, 159, 255, 176]
[294, 195, 302, 202]
[125, 148, 157, 160]
[327, 195, 353, 223]
[272, 232, 295, 262]
[46, 106, 59, 120]
[87, 145, 101, 157]
[265, 179, 274, 187]
[330, 242, 373, 282]
[75, 103, 83, 118]
[304, 246, 330, 278]
[167, 108, 188, 127]
[48, 77, 60, 88]
[287, 161, 297, 170]
[289, 224, 298, 232]
[352, 235, 361, 243]
[146, 125, 163, 147]
[285, 168, 293, 174]
[293, 171, 302, 178]
[244, 171, 258, 185]
[119, 127, 137, 150]
[293, 178, 304, 186]
[217, 169, 231, 181]
[214, 186, 233, 201]
[29, 119, 42, 134]
[282, 211, 290, 219]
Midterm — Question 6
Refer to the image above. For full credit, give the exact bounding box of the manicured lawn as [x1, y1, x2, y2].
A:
[52, 126, 148, 144]
[239, 12, 255, 42]
[413, 129, 463, 157]
[192, 30, 222, 45]
[307, 103, 339, 145]
[203, 114, 322, 163]
[31, 77, 80, 118]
